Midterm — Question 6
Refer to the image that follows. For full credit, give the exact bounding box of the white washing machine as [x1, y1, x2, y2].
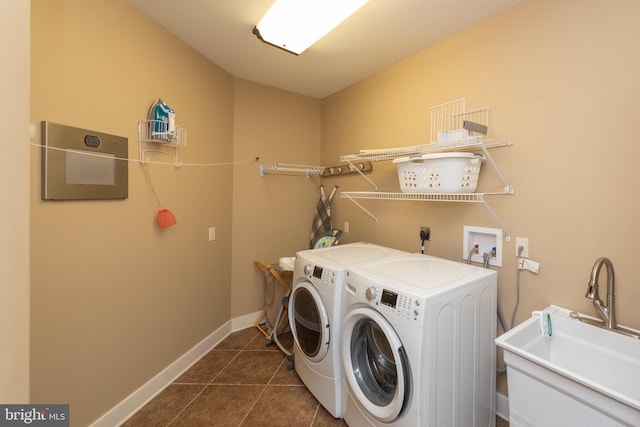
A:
[288, 243, 408, 418]
[341, 253, 497, 427]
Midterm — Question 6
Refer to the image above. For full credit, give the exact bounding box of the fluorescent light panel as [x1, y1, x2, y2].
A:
[254, 0, 369, 55]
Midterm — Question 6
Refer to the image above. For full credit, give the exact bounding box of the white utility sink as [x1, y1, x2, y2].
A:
[496, 305, 640, 427]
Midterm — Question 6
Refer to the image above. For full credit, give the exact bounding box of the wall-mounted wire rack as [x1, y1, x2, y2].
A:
[341, 138, 511, 191]
[341, 189, 512, 238]
[430, 98, 489, 142]
[259, 161, 373, 178]
[339, 99, 514, 239]
[259, 163, 325, 177]
[137, 120, 187, 167]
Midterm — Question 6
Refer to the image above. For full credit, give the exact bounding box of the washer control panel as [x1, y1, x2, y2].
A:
[306, 264, 338, 288]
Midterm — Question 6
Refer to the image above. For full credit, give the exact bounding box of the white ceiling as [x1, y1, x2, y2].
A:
[129, 0, 524, 99]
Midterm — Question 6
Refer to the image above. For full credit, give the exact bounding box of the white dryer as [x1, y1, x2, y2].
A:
[289, 243, 408, 418]
[341, 253, 497, 427]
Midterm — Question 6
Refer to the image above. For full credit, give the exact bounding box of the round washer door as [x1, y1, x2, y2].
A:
[342, 306, 411, 423]
[288, 281, 330, 362]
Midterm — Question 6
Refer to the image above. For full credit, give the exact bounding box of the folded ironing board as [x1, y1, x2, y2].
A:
[310, 185, 338, 249]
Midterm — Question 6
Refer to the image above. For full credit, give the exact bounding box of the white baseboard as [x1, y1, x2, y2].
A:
[90, 310, 262, 427]
[231, 310, 263, 331]
[496, 391, 509, 422]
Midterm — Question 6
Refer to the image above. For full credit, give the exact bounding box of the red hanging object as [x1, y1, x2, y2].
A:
[156, 209, 177, 229]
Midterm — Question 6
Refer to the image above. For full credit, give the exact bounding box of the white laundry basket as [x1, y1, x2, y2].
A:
[392, 152, 485, 193]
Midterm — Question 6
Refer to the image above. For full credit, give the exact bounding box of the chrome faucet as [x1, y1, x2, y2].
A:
[585, 257, 616, 329]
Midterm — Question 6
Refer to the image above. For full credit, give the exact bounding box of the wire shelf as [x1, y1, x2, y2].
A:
[341, 138, 510, 162]
[341, 190, 514, 236]
[338, 99, 514, 237]
[340, 191, 513, 203]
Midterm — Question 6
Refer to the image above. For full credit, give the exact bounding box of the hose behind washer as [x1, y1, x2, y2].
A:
[469, 249, 509, 375]
[272, 294, 294, 369]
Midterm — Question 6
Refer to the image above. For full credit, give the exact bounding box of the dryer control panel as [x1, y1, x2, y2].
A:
[363, 284, 424, 323]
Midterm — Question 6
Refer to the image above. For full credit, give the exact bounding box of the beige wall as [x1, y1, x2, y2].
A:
[231, 79, 322, 318]
[28, 0, 640, 422]
[30, 1, 321, 424]
[30, 1, 236, 425]
[322, 0, 640, 393]
[0, 0, 30, 402]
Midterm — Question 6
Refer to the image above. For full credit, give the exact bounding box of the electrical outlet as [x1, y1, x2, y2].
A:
[515, 237, 529, 258]
[344, 221, 350, 234]
[463, 225, 503, 267]
[420, 226, 431, 241]
[208, 227, 216, 241]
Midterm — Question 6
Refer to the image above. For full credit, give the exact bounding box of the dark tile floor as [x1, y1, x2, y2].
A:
[123, 327, 509, 426]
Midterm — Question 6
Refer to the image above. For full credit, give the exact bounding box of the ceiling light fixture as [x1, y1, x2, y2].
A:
[253, 0, 369, 55]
